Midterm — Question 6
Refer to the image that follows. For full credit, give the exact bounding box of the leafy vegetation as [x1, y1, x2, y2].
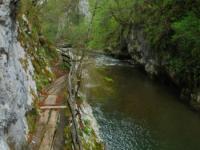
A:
[40, 0, 89, 47]
[87, 0, 200, 89]
[104, 76, 114, 82]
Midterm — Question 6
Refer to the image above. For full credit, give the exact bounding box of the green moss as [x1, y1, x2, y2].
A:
[26, 107, 38, 134]
[104, 76, 114, 82]
[64, 126, 73, 150]
[35, 74, 50, 91]
[19, 57, 29, 72]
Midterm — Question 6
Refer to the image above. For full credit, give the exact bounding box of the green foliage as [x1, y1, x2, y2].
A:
[172, 12, 200, 53]
[40, 0, 89, 47]
[39, 0, 71, 42]
[88, 0, 120, 49]
[88, 0, 143, 49]
[88, 0, 200, 88]
[83, 126, 92, 135]
[170, 12, 200, 87]
[65, 19, 89, 47]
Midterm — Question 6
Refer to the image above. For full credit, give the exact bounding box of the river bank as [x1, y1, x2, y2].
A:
[62, 47, 104, 150]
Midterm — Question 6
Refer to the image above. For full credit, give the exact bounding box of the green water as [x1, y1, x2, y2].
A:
[82, 56, 200, 150]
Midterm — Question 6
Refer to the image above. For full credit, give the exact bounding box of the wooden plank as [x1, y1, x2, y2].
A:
[39, 111, 59, 150]
[40, 106, 67, 109]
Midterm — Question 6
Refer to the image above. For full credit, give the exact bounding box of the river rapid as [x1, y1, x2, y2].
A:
[81, 55, 200, 150]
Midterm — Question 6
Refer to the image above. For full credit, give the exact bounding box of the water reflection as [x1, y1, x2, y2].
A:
[82, 56, 200, 150]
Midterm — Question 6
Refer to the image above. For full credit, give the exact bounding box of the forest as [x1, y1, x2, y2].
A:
[1, 0, 200, 149]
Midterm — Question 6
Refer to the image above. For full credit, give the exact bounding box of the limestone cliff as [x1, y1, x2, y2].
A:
[0, 0, 57, 149]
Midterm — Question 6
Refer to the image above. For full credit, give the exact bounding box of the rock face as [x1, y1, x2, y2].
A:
[0, 0, 36, 149]
[79, 0, 91, 19]
[127, 27, 158, 75]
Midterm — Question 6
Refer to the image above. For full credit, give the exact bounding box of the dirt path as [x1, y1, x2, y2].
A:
[29, 75, 67, 150]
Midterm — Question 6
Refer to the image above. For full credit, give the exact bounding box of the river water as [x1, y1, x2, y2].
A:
[81, 55, 200, 150]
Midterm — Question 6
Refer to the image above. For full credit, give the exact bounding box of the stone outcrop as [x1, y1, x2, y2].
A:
[127, 28, 158, 75]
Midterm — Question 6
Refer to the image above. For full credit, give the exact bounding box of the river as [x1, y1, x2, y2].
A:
[81, 55, 200, 150]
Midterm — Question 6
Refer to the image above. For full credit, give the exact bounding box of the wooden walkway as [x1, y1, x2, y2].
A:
[29, 75, 67, 150]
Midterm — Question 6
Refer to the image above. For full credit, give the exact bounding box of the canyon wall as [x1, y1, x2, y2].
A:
[0, 0, 36, 149]
[0, 1, 56, 149]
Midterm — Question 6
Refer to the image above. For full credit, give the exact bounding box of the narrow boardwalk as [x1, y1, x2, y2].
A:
[29, 75, 67, 150]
